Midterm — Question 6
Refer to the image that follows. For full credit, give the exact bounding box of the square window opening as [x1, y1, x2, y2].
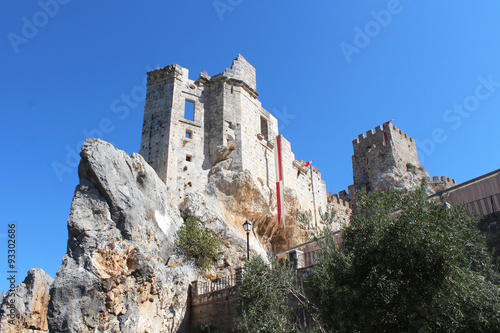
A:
[186, 155, 192, 162]
[260, 116, 269, 141]
[185, 129, 193, 139]
[184, 100, 195, 121]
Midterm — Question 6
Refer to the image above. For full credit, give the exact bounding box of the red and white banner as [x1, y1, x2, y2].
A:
[275, 135, 285, 228]
[302, 160, 313, 167]
[382, 119, 395, 145]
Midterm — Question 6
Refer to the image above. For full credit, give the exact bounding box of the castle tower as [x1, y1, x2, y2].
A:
[139, 56, 332, 222]
[351, 122, 420, 192]
[139, 55, 281, 201]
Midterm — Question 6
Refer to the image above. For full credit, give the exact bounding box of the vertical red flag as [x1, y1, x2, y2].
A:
[275, 135, 285, 228]
[382, 119, 395, 145]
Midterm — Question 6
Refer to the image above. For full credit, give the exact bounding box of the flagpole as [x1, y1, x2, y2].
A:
[310, 164, 318, 228]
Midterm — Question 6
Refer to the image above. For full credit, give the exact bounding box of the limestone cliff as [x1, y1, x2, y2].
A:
[0, 269, 53, 333]
[0, 139, 265, 333]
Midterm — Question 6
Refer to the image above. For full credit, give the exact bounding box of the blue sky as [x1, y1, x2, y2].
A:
[1, 1, 500, 292]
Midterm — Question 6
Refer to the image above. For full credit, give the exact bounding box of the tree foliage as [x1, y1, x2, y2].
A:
[175, 217, 222, 271]
[296, 206, 339, 241]
[310, 185, 500, 332]
[236, 253, 322, 332]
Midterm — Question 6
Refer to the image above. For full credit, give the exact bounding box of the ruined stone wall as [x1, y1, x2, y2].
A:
[278, 137, 328, 226]
[140, 65, 210, 202]
[139, 65, 179, 181]
[140, 55, 330, 221]
[328, 196, 352, 227]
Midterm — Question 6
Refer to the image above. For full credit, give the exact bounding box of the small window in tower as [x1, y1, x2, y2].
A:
[260, 116, 269, 141]
[184, 100, 195, 121]
[185, 129, 193, 139]
[186, 155, 192, 162]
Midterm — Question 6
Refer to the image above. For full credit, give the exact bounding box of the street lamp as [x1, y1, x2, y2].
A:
[243, 221, 252, 260]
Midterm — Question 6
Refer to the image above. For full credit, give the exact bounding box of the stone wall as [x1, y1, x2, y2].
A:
[350, 122, 454, 195]
[352, 123, 420, 192]
[139, 55, 331, 229]
[190, 283, 240, 332]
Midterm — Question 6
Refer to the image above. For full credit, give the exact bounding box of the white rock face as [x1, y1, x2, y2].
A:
[48, 139, 198, 333]
[2, 138, 305, 332]
[180, 191, 267, 273]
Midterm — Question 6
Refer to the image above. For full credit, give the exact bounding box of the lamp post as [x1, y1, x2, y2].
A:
[243, 221, 252, 260]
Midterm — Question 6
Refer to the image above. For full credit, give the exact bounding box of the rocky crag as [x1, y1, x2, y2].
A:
[0, 139, 267, 332]
[0, 269, 53, 333]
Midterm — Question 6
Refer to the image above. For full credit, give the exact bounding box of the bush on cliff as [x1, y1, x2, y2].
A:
[175, 217, 222, 271]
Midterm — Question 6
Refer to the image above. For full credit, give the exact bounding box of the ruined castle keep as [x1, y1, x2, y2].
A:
[139, 55, 346, 224]
[139, 55, 453, 230]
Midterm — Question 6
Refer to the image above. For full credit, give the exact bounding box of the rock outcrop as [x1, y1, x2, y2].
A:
[13, 138, 262, 333]
[48, 139, 198, 332]
[0, 268, 53, 333]
[205, 165, 306, 253]
[180, 191, 267, 276]
[0, 138, 322, 332]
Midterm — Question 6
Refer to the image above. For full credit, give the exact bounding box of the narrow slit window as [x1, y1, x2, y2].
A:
[184, 100, 195, 121]
[260, 116, 269, 141]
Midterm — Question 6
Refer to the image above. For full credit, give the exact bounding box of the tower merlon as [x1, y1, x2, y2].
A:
[146, 64, 187, 86]
[389, 125, 414, 143]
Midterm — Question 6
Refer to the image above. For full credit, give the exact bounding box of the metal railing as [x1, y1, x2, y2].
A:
[196, 273, 237, 296]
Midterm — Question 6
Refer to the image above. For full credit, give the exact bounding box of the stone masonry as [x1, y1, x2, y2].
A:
[341, 122, 456, 200]
[139, 55, 347, 226]
[139, 55, 454, 235]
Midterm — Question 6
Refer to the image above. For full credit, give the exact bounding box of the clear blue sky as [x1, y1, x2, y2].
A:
[1, 1, 500, 292]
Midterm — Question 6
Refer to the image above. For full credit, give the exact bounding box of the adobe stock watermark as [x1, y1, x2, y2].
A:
[7, 0, 72, 54]
[51, 66, 154, 182]
[213, 0, 243, 21]
[416, 74, 500, 163]
[273, 106, 296, 132]
[340, 0, 412, 64]
[5, 223, 19, 325]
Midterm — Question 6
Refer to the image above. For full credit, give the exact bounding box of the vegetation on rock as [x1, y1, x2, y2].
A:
[175, 217, 222, 271]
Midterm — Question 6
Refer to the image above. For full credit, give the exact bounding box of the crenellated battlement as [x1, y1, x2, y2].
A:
[353, 124, 415, 151]
[330, 193, 351, 208]
[390, 125, 414, 144]
[351, 122, 422, 193]
[432, 176, 456, 183]
[352, 125, 384, 146]
[430, 176, 456, 192]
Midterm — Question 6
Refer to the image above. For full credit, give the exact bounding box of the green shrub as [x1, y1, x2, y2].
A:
[406, 162, 417, 171]
[175, 217, 222, 271]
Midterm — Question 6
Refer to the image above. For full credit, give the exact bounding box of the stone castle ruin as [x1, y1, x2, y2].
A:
[339, 122, 456, 202]
[140, 55, 454, 236]
[139, 55, 352, 244]
[0, 55, 463, 333]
